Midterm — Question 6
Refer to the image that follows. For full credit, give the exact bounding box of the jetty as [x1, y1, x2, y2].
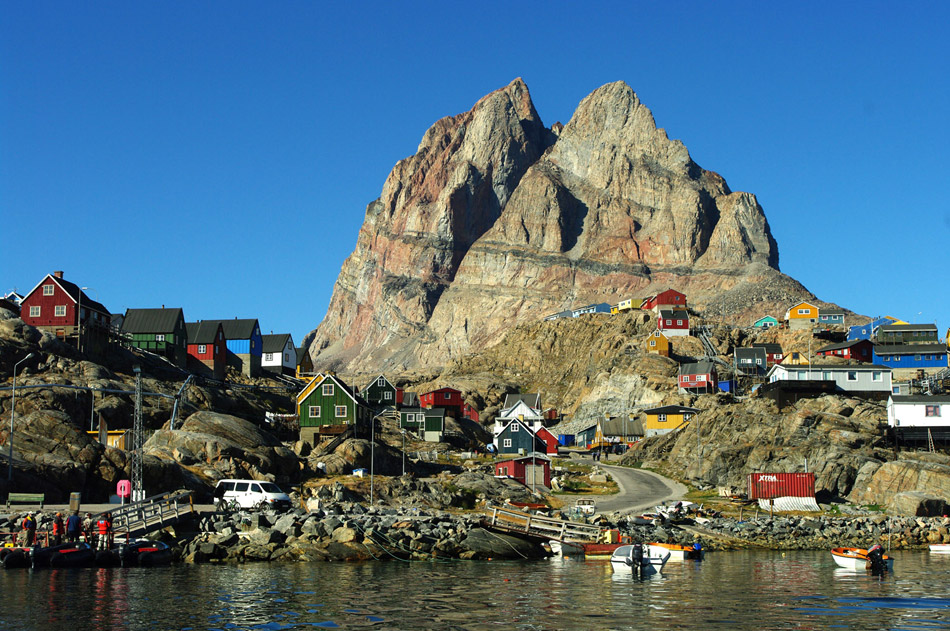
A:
[482, 504, 602, 544]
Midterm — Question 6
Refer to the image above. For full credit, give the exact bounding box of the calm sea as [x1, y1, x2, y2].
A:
[2, 550, 949, 630]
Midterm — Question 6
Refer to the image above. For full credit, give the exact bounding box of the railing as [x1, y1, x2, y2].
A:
[484, 504, 603, 542]
[106, 490, 194, 539]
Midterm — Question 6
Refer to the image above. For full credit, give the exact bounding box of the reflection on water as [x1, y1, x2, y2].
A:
[2, 550, 949, 630]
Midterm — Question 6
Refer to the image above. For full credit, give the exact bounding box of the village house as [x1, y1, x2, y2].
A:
[735, 347, 768, 376]
[780, 351, 809, 365]
[887, 394, 950, 445]
[751, 343, 784, 366]
[495, 417, 546, 456]
[296, 347, 315, 380]
[815, 339, 874, 363]
[817, 308, 845, 326]
[644, 329, 671, 357]
[643, 405, 699, 437]
[20, 271, 112, 355]
[766, 363, 892, 396]
[571, 303, 612, 317]
[203, 319, 263, 377]
[361, 374, 402, 408]
[575, 423, 598, 448]
[847, 316, 895, 341]
[641, 289, 687, 314]
[876, 323, 939, 345]
[592, 415, 644, 445]
[185, 320, 227, 380]
[783, 301, 818, 330]
[872, 344, 949, 379]
[296, 373, 373, 445]
[493, 397, 544, 437]
[543, 309, 574, 321]
[657, 308, 690, 337]
[419, 387, 464, 418]
[614, 298, 636, 313]
[678, 360, 718, 393]
[400, 403, 446, 442]
[752, 315, 778, 329]
[121, 308, 188, 369]
[261, 333, 296, 376]
[494, 454, 551, 489]
[462, 403, 480, 423]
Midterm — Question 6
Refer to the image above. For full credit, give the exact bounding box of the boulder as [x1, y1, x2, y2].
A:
[888, 492, 947, 517]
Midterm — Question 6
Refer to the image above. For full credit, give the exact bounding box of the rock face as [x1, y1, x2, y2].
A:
[308, 79, 810, 372]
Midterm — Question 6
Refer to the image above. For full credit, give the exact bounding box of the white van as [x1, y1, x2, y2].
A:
[213, 479, 292, 511]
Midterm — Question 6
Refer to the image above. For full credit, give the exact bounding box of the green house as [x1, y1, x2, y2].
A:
[752, 315, 778, 329]
[296, 374, 372, 445]
[121, 307, 188, 368]
[399, 406, 445, 442]
[362, 374, 399, 408]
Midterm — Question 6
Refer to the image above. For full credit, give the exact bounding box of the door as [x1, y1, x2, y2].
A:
[525, 464, 544, 490]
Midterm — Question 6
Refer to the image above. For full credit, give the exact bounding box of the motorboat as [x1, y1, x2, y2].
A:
[49, 543, 96, 568]
[928, 543, 950, 553]
[121, 540, 173, 567]
[831, 547, 893, 572]
[609, 544, 670, 576]
[648, 542, 704, 561]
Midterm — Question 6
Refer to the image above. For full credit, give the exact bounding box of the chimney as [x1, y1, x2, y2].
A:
[53, 271, 64, 279]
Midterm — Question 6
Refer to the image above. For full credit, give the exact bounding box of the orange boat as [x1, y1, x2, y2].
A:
[648, 542, 704, 561]
[831, 547, 893, 571]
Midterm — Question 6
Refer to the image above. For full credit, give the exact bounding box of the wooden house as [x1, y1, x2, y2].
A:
[362, 374, 401, 407]
[186, 320, 227, 380]
[262, 333, 296, 376]
[296, 373, 373, 445]
[615, 298, 636, 313]
[781, 351, 809, 365]
[575, 424, 598, 448]
[877, 323, 939, 345]
[783, 301, 818, 330]
[20, 271, 111, 354]
[641, 289, 687, 313]
[493, 399, 544, 438]
[872, 344, 948, 379]
[494, 454, 551, 489]
[657, 309, 689, 337]
[204, 319, 263, 377]
[643, 405, 699, 437]
[752, 315, 778, 329]
[751, 343, 784, 366]
[816, 339, 873, 362]
[678, 360, 718, 393]
[571, 303, 612, 317]
[420, 387, 464, 418]
[735, 347, 768, 376]
[401, 407, 446, 442]
[594, 416, 644, 446]
[543, 310, 573, 321]
[495, 418, 546, 456]
[644, 330, 671, 357]
[296, 347, 314, 379]
[766, 363, 892, 395]
[887, 395, 950, 444]
[535, 427, 559, 455]
[121, 308, 188, 368]
[462, 403, 480, 423]
[399, 406, 425, 433]
[818, 308, 845, 326]
[847, 316, 893, 341]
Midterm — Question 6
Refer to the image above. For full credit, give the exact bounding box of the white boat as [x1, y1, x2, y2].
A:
[648, 542, 704, 561]
[830, 547, 893, 571]
[929, 543, 950, 553]
[609, 545, 670, 576]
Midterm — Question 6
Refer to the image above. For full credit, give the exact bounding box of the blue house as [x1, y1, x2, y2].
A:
[205, 318, 263, 377]
[847, 316, 893, 341]
[494, 418, 545, 456]
[818, 308, 845, 326]
[872, 344, 948, 376]
[572, 303, 612, 317]
[752, 315, 778, 329]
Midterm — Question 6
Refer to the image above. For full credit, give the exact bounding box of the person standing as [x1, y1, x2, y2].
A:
[21, 512, 37, 546]
[65, 511, 82, 543]
[51, 513, 65, 546]
[82, 512, 96, 547]
[96, 512, 112, 551]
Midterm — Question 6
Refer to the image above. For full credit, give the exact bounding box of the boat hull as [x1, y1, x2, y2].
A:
[929, 544, 950, 553]
[831, 547, 893, 571]
[609, 545, 670, 576]
[648, 543, 704, 561]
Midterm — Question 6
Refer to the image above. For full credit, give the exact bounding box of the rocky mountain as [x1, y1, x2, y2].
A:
[308, 78, 812, 372]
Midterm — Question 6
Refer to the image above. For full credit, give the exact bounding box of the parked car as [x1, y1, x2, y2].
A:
[213, 479, 292, 511]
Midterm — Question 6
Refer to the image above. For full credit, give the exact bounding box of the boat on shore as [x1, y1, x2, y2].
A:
[831, 547, 893, 572]
[928, 543, 950, 553]
[648, 542, 704, 561]
[609, 545, 670, 576]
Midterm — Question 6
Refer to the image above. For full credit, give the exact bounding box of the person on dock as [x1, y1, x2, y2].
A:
[66, 511, 82, 543]
[20, 512, 37, 547]
[52, 512, 65, 546]
[83, 512, 96, 547]
[96, 512, 113, 551]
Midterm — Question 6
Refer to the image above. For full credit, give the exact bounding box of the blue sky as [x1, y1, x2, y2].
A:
[3, 2, 948, 345]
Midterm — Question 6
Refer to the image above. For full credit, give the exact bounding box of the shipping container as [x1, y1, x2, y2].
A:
[747, 472, 816, 500]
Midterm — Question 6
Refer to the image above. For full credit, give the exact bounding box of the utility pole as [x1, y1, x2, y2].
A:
[131, 365, 144, 502]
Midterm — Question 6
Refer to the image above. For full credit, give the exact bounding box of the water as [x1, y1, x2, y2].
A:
[2, 550, 950, 630]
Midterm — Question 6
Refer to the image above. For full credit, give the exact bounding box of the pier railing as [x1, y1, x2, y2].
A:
[105, 490, 194, 539]
[483, 504, 603, 543]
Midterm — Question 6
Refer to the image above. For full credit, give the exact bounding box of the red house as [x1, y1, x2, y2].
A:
[657, 309, 690, 337]
[752, 343, 784, 366]
[494, 454, 551, 489]
[536, 427, 559, 455]
[678, 360, 718, 393]
[462, 403, 480, 423]
[420, 387, 464, 417]
[641, 289, 687, 313]
[20, 271, 111, 354]
[816, 339, 873, 362]
[186, 321, 227, 380]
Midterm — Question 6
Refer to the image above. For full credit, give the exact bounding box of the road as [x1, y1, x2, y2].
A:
[568, 454, 687, 514]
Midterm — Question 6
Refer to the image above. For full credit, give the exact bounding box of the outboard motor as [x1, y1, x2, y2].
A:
[689, 542, 703, 560]
[866, 544, 887, 575]
[631, 543, 644, 576]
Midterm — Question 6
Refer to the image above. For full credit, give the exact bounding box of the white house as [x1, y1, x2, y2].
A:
[887, 395, 950, 429]
[493, 399, 544, 439]
[261, 333, 296, 376]
[766, 363, 892, 394]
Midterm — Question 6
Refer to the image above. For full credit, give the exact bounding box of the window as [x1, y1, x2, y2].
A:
[684, 413, 692, 421]
[503, 439, 512, 448]
[309, 406, 320, 418]
[512, 424, 520, 432]
[156, 334, 165, 342]
[676, 320, 683, 326]
[198, 345, 206, 354]
[894, 356, 900, 362]
[384, 391, 392, 400]
[696, 375, 706, 382]
[214, 346, 218, 356]
[335, 405, 347, 418]
[658, 414, 667, 423]
[444, 393, 451, 400]
[798, 308, 808, 314]
[29, 306, 40, 317]
[665, 319, 672, 325]
[284, 353, 289, 362]
[756, 359, 762, 365]
[378, 377, 385, 386]
[846, 371, 858, 381]
[265, 353, 274, 361]
[54, 305, 66, 317]
[926, 405, 941, 417]
[250, 339, 255, 349]
[650, 341, 656, 347]
[323, 384, 334, 396]
[822, 371, 831, 380]
[872, 372, 882, 382]
[43, 284, 54, 296]
[915, 355, 921, 361]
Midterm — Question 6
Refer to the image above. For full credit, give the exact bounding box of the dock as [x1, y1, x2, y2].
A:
[482, 504, 602, 544]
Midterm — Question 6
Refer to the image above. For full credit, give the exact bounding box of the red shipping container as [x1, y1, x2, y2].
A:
[747, 472, 815, 500]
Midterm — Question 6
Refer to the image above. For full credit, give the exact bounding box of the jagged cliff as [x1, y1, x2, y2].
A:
[308, 79, 811, 372]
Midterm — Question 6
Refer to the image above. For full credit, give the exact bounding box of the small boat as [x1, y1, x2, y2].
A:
[610, 544, 670, 576]
[29, 543, 77, 568]
[929, 543, 950, 553]
[831, 547, 893, 572]
[121, 540, 173, 567]
[648, 542, 704, 561]
[2, 549, 30, 569]
[49, 543, 96, 568]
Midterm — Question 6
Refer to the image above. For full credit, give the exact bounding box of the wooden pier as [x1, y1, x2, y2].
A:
[482, 504, 602, 543]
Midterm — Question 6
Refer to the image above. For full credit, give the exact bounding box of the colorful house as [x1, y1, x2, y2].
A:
[615, 298, 636, 313]
[571, 303, 612, 317]
[815, 339, 873, 362]
[543, 310, 574, 321]
[751, 343, 784, 366]
[887, 395, 950, 444]
[20, 271, 111, 354]
[535, 427, 559, 455]
[185, 320, 227, 380]
[641, 289, 687, 313]
[121, 308, 188, 368]
[735, 347, 768, 376]
[495, 418, 546, 455]
[847, 316, 894, 341]
[766, 363, 892, 395]
[296, 347, 315, 379]
[493, 398, 543, 438]
[204, 319, 263, 377]
[400, 404, 445, 442]
[296, 373, 373, 445]
[752, 316, 778, 329]
[783, 301, 818, 330]
[643, 405, 700, 438]
[494, 454, 551, 489]
[261, 333, 296, 376]
[817, 308, 845, 326]
[876, 323, 939, 346]
[361, 374, 401, 408]
[872, 344, 948, 379]
[575, 424, 598, 448]
[644, 330, 671, 357]
[462, 403, 480, 423]
[657, 309, 690, 337]
[678, 360, 718, 393]
[594, 416, 644, 445]
[420, 387, 464, 418]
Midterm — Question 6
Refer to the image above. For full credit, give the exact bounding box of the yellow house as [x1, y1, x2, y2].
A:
[86, 430, 131, 450]
[643, 405, 700, 437]
[784, 301, 818, 330]
[780, 351, 809, 365]
[644, 330, 671, 357]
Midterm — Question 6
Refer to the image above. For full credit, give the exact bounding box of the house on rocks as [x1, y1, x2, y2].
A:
[644, 330, 671, 357]
[121, 307, 188, 369]
[678, 360, 718, 393]
[262, 333, 297, 376]
[643, 405, 699, 437]
[186, 320, 227, 380]
[420, 387, 464, 418]
[203, 319, 264, 377]
[296, 347, 314, 380]
[752, 315, 778, 329]
[784, 301, 818, 330]
[494, 454, 551, 490]
[362, 374, 402, 408]
[495, 418, 546, 456]
[20, 270, 112, 355]
[887, 394, 950, 445]
[816, 339, 874, 363]
[877, 323, 940, 346]
[296, 373, 373, 445]
[766, 363, 892, 397]
[657, 309, 689, 337]
[641, 289, 687, 314]
[752, 343, 784, 366]
[735, 347, 768, 376]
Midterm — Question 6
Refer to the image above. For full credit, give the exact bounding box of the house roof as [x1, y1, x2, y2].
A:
[735, 347, 767, 359]
[186, 321, 222, 345]
[421, 386, 461, 397]
[402, 392, 419, 407]
[874, 344, 947, 355]
[769, 363, 891, 375]
[423, 408, 446, 419]
[752, 343, 783, 354]
[121, 308, 183, 334]
[203, 319, 260, 340]
[658, 309, 689, 319]
[26, 274, 110, 315]
[296, 373, 369, 408]
[816, 339, 870, 353]
[753, 315, 777, 323]
[819, 308, 845, 316]
[643, 405, 701, 415]
[497, 399, 543, 421]
[363, 374, 394, 392]
[503, 393, 541, 409]
[878, 323, 938, 332]
[600, 417, 644, 436]
[889, 395, 950, 404]
[679, 360, 716, 375]
[262, 333, 292, 353]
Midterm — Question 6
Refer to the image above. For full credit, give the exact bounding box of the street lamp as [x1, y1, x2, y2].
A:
[401, 429, 406, 476]
[8, 353, 35, 481]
